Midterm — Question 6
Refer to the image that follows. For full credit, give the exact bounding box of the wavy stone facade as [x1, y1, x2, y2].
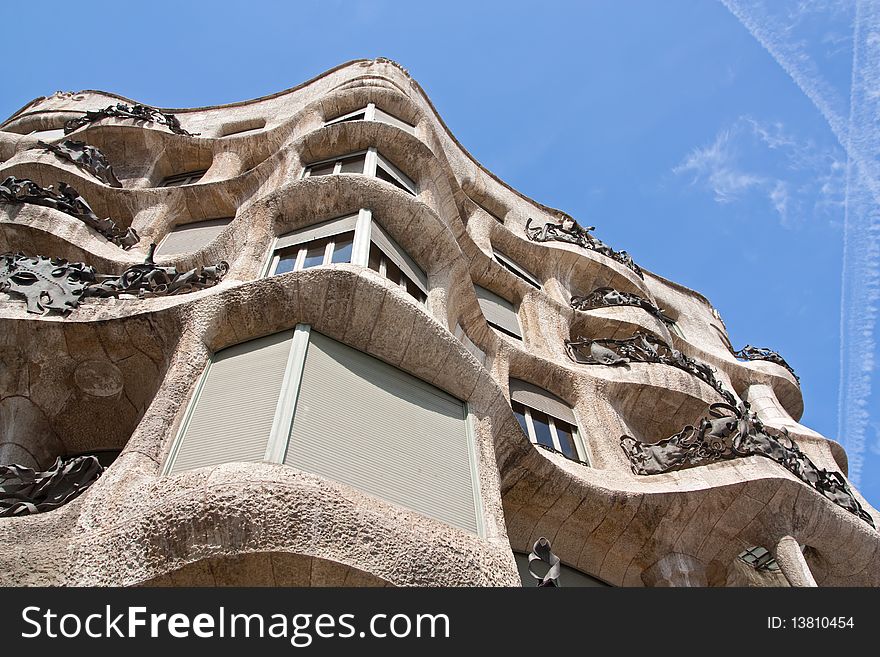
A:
[1, 59, 878, 587]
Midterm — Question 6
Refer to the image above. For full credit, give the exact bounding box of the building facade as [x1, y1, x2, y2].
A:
[0, 59, 877, 587]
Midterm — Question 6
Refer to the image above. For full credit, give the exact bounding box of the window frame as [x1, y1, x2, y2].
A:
[162, 324, 485, 536]
[494, 250, 540, 288]
[474, 285, 522, 340]
[264, 209, 428, 305]
[269, 231, 355, 275]
[302, 147, 417, 195]
[324, 102, 416, 135]
[160, 169, 208, 187]
[512, 400, 588, 464]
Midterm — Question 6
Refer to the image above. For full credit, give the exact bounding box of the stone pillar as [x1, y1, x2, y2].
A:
[773, 535, 817, 587]
[641, 553, 707, 587]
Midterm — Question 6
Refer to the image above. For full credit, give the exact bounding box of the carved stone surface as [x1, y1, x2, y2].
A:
[39, 139, 122, 187]
[64, 103, 198, 137]
[0, 253, 95, 314]
[0, 455, 102, 517]
[527, 536, 561, 587]
[1, 248, 228, 315]
[525, 217, 643, 278]
[571, 286, 674, 325]
[735, 344, 799, 383]
[566, 332, 736, 406]
[0, 176, 138, 248]
[620, 402, 875, 527]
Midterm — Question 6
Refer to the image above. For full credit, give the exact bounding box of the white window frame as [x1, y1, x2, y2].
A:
[325, 103, 416, 135]
[324, 104, 373, 126]
[514, 401, 588, 463]
[264, 209, 428, 305]
[494, 250, 540, 288]
[302, 147, 417, 195]
[268, 232, 355, 275]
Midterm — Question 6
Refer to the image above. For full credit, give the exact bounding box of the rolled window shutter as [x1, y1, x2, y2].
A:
[369, 221, 427, 292]
[275, 214, 359, 250]
[167, 330, 294, 473]
[509, 378, 577, 426]
[373, 107, 416, 134]
[286, 331, 480, 534]
[475, 285, 521, 338]
[155, 217, 233, 257]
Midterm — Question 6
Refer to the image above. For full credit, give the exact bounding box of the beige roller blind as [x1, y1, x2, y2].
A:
[509, 378, 577, 425]
[286, 331, 480, 534]
[370, 220, 428, 292]
[475, 285, 521, 338]
[155, 217, 233, 257]
[166, 330, 294, 474]
[275, 214, 359, 250]
[373, 107, 416, 134]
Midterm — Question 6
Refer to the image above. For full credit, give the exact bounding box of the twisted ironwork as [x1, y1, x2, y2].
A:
[1, 247, 228, 315]
[0, 253, 95, 314]
[571, 287, 674, 325]
[1, 455, 103, 517]
[566, 332, 736, 406]
[64, 102, 198, 137]
[0, 176, 139, 248]
[525, 217, 643, 278]
[83, 243, 228, 299]
[620, 402, 874, 527]
[734, 344, 799, 384]
[528, 537, 561, 587]
[39, 139, 122, 187]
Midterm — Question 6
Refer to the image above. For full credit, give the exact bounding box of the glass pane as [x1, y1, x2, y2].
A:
[383, 255, 403, 286]
[404, 275, 424, 302]
[335, 111, 365, 123]
[512, 401, 529, 436]
[273, 249, 298, 275]
[368, 243, 382, 272]
[529, 409, 555, 449]
[554, 422, 578, 460]
[331, 232, 354, 264]
[302, 237, 330, 269]
[376, 165, 413, 194]
[339, 154, 366, 174]
[308, 162, 336, 177]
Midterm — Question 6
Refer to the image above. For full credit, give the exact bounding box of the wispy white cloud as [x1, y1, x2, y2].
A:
[721, 0, 880, 489]
[673, 115, 844, 228]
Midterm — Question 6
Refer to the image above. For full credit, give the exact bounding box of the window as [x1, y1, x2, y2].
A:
[474, 285, 521, 339]
[303, 147, 417, 195]
[738, 546, 780, 572]
[266, 210, 428, 304]
[325, 103, 416, 135]
[164, 326, 482, 535]
[154, 217, 233, 257]
[509, 378, 588, 463]
[161, 169, 208, 187]
[494, 250, 540, 288]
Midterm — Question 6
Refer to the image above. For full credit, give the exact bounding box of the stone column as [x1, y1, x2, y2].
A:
[641, 553, 707, 587]
[773, 535, 817, 587]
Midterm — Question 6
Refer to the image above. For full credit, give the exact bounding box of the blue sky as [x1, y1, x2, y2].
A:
[2, 1, 878, 507]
